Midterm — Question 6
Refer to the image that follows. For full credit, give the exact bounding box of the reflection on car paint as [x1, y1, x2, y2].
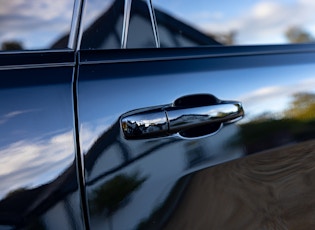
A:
[75, 0, 315, 50]
[78, 49, 315, 229]
[161, 140, 315, 229]
[0, 65, 84, 229]
[1, 0, 315, 229]
[77, 0, 220, 50]
[0, 0, 74, 51]
[154, 0, 315, 45]
[83, 122, 243, 229]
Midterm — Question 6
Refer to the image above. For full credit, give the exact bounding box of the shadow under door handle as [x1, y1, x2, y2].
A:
[121, 95, 244, 139]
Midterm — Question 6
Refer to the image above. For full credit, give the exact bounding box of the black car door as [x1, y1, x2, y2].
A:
[0, 1, 85, 229]
[77, 0, 315, 229]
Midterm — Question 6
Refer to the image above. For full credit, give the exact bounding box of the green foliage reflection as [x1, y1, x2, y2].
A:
[240, 93, 315, 154]
[91, 171, 147, 216]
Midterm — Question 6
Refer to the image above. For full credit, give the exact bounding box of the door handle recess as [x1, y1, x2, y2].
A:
[121, 94, 244, 139]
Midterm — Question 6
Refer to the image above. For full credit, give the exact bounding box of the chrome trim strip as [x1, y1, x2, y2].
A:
[146, 0, 160, 48]
[120, 0, 160, 49]
[0, 49, 73, 55]
[79, 48, 315, 65]
[0, 62, 75, 70]
[121, 0, 132, 49]
[68, 0, 85, 50]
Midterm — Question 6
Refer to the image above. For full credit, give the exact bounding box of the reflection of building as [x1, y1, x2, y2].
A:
[52, 0, 221, 49]
[3, 0, 227, 224]
[84, 122, 244, 230]
[0, 115, 243, 230]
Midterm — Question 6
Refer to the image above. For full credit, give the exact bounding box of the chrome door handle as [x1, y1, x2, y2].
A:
[121, 94, 244, 139]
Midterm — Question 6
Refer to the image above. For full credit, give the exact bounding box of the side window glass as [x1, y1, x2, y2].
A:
[81, 0, 315, 50]
[154, 0, 315, 46]
[81, 0, 158, 49]
[0, 0, 74, 51]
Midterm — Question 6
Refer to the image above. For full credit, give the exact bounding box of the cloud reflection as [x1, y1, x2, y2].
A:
[0, 130, 74, 199]
[216, 1, 314, 44]
[0, 0, 74, 50]
[0, 109, 38, 125]
[156, 0, 315, 45]
[240, 78, 315, 118]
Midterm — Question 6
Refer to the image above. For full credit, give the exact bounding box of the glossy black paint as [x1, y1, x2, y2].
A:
[78, 45, 315, 229]
[79, 44, 315, 65]
[0, 51, 85, 230]
[0, 51, 74, 66]
[2, 0, 315, 229]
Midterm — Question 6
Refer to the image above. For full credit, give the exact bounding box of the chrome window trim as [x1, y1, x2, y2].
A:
[147, 0, 160, 48]
[68, 0, 86, 50]
[121, 0, 132, 49]
[0, 49, 73, 55]
[121, 0, 160, 49]
[0, 48, 74, 55]
[0, 63, 75, 71]
[79, 43, 315, 65]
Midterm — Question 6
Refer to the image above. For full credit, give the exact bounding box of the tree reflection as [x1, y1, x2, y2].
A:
[286, 26, 314, 43]
[1, 41, 23, 51]
[90, 171, 147, 229]
[285, 93, 315, 120]
[240, 93, 315, 154]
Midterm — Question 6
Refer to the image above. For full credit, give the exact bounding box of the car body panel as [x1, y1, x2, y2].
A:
[77, 45, 315, 229]
[1, 0, 315, 229]
[0, 51, 85, 230]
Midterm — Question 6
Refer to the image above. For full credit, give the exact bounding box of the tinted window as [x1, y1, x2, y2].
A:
[80, 0, 220, 49]
[0, 0, 74, 51]
[81, 0, 160, 49]
[80, 0, 315, 50]
[154, 0, 315, 46]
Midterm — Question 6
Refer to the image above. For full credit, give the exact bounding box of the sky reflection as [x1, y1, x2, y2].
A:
[1, 0, 315, 50]
[0, 130, 74, 199]
[154, 0, 315, 44]
[0, 0, 74, 50]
